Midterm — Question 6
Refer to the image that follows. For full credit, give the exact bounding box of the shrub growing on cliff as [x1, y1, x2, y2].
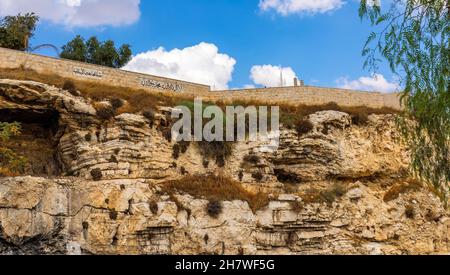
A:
[162, 128, 172, 142]
[180, 166, 188, 175]
[172, 142, 190, 160]
[274, 169, 301, 184]
[172, 144, 181, 159]
[198, 141, 233, 168]
[351, 111, 369, 125]
[179, 142, 190, 154]
[149, 200, 159, 215]
[243, 154, 260, 165]
[238, 170, 244, 181]
[202, 159, 209, 168]
[84, 133, 92, 142]
[143, 109, 155, 120]
[96, 105, 115, 120]
[90, 168, 103, 181]
[0, 122, 21, 141]
[110, 98, 124, 110]
[62, 80, 80, 96]
[109, 209, 118, 220]
[321, 183, 347, 204]
[206, 200, 223, 219]
[252, 171, 264, 182]
[290, 201, 303, 213]
[295, 119, 314, 136]
[405, 204, 415, 219]
[143, 108, 156, 127]
[0, 122, 27, 176]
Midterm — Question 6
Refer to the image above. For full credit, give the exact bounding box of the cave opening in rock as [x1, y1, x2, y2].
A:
[0, 108, 63, 177]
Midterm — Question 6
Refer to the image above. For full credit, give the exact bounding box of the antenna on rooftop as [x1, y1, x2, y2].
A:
[279, 65, 283, 87]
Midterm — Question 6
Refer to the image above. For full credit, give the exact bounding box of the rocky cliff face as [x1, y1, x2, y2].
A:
[0, 79, 449, 255]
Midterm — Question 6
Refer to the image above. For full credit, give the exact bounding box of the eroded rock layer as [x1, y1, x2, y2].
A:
[0, 80, 448, 255]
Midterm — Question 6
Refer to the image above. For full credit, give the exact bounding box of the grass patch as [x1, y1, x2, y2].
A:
[160, 174, 270, 212]
[281, 103, 397, 129]
[383, 179, 423, 202]
[300, 183, 348, 205]
[224, 100, 399, 130]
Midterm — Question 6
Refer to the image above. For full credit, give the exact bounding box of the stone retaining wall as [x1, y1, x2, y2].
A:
[0, 47, 210, 95]
[0, 47, 402, 110]
[207, 86, 401, 110]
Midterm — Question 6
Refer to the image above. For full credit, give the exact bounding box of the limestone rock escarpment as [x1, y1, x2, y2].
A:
[0, 79, 448, 255]
[0, 177, 448, 255]
[0, 79, 407, 184]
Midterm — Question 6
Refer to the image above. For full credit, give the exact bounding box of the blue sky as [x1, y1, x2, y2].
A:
[0, 0, 400, 92]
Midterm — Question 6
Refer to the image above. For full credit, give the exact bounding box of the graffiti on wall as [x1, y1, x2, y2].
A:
[73, 67, 103, 78]
[140, 78, 183, 92]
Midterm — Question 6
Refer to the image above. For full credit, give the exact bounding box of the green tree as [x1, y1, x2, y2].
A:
[118, 44, 132, 68]
[96, 40, 120, 67]
[60, 35, 132, 68]
[86, 36, 101, 64]
[0, 122, 27, 176]
[60, 35, 88, 62]
[0, 13, 39, 51]
[360, 0, 449, 201]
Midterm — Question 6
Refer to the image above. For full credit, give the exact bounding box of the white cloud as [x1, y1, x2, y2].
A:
[336, 73, 400, 93]
[259, 0, 345, 15]
[123, 42, 237, 90]
[243, 84, 256, 89]
[0, 0, 141, 27]
[250, 65, 298, 87]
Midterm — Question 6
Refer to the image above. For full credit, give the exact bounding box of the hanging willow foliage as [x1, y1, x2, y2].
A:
[360, 0, 449, 202]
